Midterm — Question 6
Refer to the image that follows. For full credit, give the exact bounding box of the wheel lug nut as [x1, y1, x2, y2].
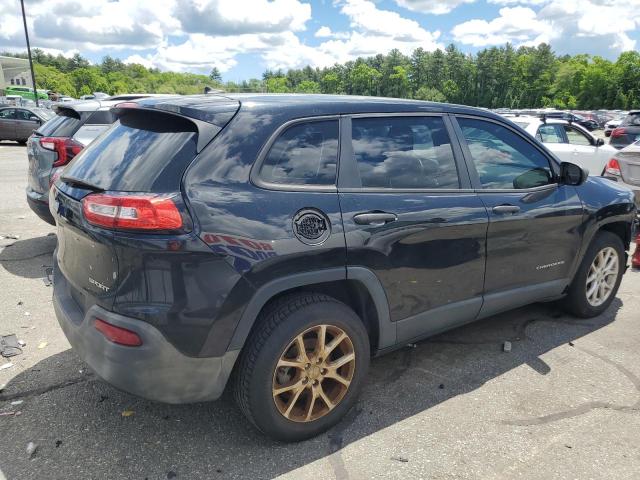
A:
[305, 363, 310, 369]
[302, 377, 308, 383]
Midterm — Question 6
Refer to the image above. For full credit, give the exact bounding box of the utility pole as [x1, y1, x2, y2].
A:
[20, 0, 39, 106]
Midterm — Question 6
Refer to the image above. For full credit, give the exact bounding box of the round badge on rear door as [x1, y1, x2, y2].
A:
[293, 209, 331, 246]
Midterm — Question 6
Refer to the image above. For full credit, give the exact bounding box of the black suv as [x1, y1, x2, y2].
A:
[50, 95, 636, 441]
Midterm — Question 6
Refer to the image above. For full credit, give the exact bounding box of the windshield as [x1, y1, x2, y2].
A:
[622, 113, 640, 127]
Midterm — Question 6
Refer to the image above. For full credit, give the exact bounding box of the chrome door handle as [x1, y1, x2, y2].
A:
[353, 212, 398, 225]
[492, 205, 520, 215]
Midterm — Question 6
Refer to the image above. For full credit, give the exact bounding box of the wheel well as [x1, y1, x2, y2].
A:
[253, 280, 380, 354]
[600, 221, 632, 249]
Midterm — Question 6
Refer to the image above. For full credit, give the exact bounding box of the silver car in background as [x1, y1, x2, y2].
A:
[604, 139, 640, 207]
[0, 106, 54, 144]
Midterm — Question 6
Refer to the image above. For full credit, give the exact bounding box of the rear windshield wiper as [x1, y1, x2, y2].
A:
[59, 176, 104, 192]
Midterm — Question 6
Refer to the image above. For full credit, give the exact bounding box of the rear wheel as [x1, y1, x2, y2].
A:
[563, 231, 625, 318]
[234, 293, 369, 442]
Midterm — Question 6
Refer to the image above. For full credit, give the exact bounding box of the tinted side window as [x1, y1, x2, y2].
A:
[459, 117, 554, 190]
[537, 124, 564, 143]
[352, 116, 459, 189]
[258, 120, 338, 186]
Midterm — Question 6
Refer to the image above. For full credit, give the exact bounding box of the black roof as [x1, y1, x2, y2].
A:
[131, 93, 501, 122]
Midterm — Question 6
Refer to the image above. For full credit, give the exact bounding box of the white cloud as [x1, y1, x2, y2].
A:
[452, 6, 550, 47]
[452, 0, 640, 56]
[340, 0, 439, 42]
[127, 0, 443, 73]
[394, 0, 475, 15]
[174, 0, 311, 35]
[314, 26, 349, 39]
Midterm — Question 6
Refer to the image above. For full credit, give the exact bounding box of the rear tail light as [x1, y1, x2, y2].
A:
[82, 193, 183, 231]
[40, 137, 84, 167]
[605, 158, 621, 176]
[611, 128, 626, 139]
[94, 318, 142, 347]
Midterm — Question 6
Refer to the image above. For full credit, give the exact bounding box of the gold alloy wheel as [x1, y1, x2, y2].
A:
[272, 324, 356, 423]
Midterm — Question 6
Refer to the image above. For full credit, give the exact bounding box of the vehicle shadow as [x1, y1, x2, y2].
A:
[0, 234, 56, 279]
[0, 299, 622, 480]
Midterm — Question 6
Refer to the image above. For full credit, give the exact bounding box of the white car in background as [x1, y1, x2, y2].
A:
[505, 115, 616, 175]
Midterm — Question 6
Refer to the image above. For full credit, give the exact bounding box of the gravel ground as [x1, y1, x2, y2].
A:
[1, 142, 639, 480]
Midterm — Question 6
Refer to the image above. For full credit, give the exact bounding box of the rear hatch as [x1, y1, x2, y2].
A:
[52, 96, 240, 313]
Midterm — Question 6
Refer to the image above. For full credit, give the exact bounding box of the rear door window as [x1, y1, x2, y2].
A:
[258, 120, 339, 186]
[0, 109, 15, 119]
[351, 116, 459, 189]
[62, 111, 198, 192]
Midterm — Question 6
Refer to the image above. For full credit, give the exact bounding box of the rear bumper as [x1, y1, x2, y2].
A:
[53, 261, 239, 404]
[26, 188, 55, 225]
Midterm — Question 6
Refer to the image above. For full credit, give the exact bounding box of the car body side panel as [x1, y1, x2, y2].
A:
[570, 176, 637, 275]
[183, 110, 348, 357]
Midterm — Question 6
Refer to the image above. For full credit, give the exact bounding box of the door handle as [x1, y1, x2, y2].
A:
[353, 212, 398, 225]
[492, 205, 520, 215]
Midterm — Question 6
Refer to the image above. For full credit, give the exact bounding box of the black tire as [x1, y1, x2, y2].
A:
[563, 231, 625, 318]
[17, 140, 27, 145]
[233, 292, 370, 442]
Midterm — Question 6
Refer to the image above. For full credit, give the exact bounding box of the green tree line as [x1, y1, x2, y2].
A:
[3, 43, 640, 109]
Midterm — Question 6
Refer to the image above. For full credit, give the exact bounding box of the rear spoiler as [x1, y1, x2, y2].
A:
[51, 105, 82, 118]
[110, 96, 240, 152]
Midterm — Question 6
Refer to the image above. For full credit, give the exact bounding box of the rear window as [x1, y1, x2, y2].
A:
[622, 113, 640, 127]
[85, 110, 115, 125]
[37, 110, 82, 137]
[62, 111, 197, 192]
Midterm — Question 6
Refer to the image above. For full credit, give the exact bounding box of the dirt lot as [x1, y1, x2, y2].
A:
[1, 142, 639, 480]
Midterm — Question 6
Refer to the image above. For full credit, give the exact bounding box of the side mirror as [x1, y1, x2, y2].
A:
[596, 138, 605, 147]
[29, 116, 40, 122]
[560, 161, 588, 186]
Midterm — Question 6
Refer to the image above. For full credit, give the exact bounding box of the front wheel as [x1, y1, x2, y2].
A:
[563, 231, 625, 318]
[234, 293, 370, 442]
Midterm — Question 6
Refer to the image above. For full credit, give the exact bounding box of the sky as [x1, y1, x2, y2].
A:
[1, 0, 639, 81]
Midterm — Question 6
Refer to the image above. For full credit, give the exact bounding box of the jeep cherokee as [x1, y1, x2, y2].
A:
[50, 94, 637, 441]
